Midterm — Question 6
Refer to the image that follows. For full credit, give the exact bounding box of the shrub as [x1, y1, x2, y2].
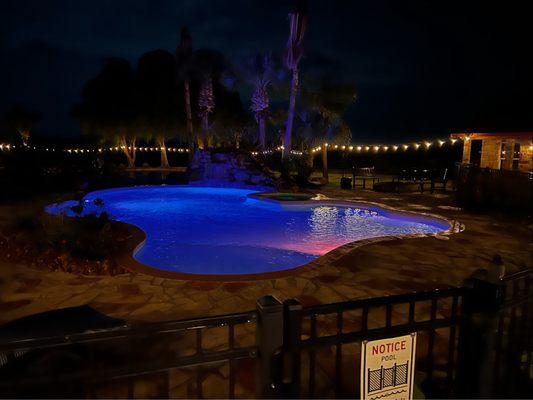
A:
[7, 210, 117, 261]
[294, 159, 314, 186]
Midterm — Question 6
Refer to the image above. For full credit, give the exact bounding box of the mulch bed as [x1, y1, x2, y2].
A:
[0, 226, 131, 276]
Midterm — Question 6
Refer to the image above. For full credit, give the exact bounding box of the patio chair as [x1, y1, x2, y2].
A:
[392, 168, 432, 193]
[352, 166, 380, 189]
[392, 168, 411, 183]
[430, 168, 449, 193]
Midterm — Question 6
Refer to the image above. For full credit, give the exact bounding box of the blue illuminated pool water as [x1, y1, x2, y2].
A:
[47, 186, 450, 275]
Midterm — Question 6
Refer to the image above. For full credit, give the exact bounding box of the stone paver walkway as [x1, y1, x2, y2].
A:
[1, 186, 531, 325]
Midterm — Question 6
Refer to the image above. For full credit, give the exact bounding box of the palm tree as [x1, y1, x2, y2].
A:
[295, 110, 316, 166]
[319, 116, 351, 182]
[211, 87, 248, 149]
[270, 108, 288, 147]
[175, 27, 195, 153]
[246, 54, 275, 150]
[198, 76, 215, 149]
[300, 78, 356, 182]
[282, 0, 308, 158]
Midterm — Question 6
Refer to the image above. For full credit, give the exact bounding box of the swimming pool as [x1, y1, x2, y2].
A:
[47, 186, 451, 276]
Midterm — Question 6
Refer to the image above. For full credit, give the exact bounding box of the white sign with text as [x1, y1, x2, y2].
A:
[361, 333, 417, 400]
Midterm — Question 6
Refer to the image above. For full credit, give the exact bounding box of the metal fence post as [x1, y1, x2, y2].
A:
[256, 295, 284, 398]
[283, 299, 302, 398]
[456, 275, 505, 398]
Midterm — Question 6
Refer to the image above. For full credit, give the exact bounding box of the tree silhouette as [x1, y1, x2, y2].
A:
[212, 89, 249, 148]
[5, 105, 40, 145]
[300, 77, 356, 181]
[73, 58, 139, 167]
[137, 50, 182, 167]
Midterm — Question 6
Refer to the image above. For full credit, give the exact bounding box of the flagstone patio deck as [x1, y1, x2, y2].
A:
[1, 185, 531, 326]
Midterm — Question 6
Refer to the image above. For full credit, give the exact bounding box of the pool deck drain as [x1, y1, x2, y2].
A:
[0, 186, 531, 325]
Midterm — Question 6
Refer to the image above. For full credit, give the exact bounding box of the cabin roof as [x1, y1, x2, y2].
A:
[450, 132, 533, 140]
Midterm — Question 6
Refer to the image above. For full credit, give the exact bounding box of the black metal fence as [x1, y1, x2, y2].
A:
[0, 270, 531, 398]
[455, 163, 533, 213]
[0, 309, 259, 398]
[281, 286, 465, 398]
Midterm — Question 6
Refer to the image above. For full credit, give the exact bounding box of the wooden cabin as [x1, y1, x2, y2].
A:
[450, 132, 533, 172]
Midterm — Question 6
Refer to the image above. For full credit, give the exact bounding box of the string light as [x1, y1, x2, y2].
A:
[1, 137, 465, 157]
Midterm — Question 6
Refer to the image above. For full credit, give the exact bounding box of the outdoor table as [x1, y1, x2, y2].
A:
[352, 175, 380, 189]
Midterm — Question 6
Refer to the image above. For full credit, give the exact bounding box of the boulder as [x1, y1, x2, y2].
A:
[188, 150, 274, 188]
[234, 169, 250, 182]
[250, 174, 264, 185]
[212, 153, 229, 163]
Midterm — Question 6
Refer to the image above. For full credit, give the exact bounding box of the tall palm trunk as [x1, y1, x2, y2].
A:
[201, 115, 209, 150]
[322, 142, 328, 182]
[120, 135, 136, 168]
[184, 80, 194, 152]
[282, 68, 299, 158]
[258, 114, 267, 149]
[198, 77, 214, 150]
[307, 148, 314, 167]
[234, 131, 241, 149]
[207, 132, 214, 148]
[158, 137, 169, 168]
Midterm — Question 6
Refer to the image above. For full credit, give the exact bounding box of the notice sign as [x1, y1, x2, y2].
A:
[361, 333, 417, 400]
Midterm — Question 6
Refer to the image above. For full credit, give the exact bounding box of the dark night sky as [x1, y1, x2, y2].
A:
[1, 0, 532, 142]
